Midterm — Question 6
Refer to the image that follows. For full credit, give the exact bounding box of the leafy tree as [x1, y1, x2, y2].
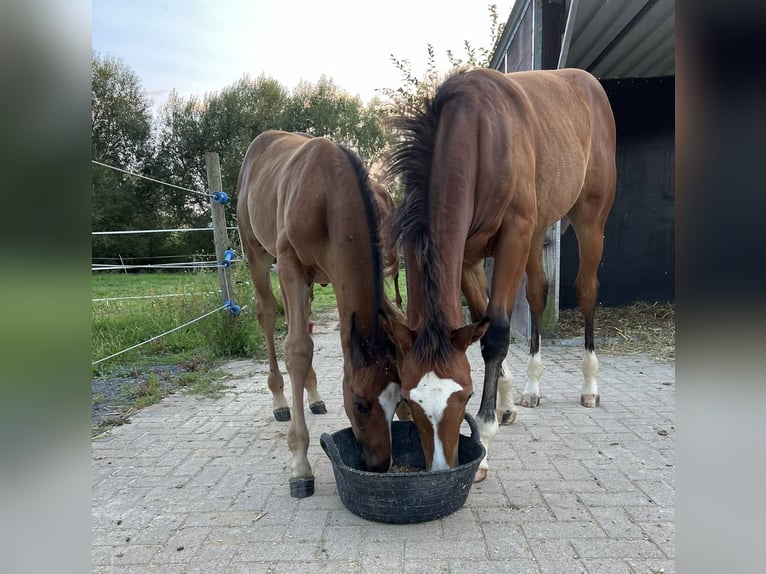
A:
[91, 52, 160, 262]
[280, 76, 391, 166]
[380, 4, 505, 115]
[150, 75, 290, 255]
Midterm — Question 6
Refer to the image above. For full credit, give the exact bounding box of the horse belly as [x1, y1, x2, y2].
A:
[247, 187, 279, 256]
[534, 159, 588, 232]
[280, 184, 331, 271]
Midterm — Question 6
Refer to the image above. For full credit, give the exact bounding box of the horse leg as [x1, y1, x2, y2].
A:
[303, 285, 326, 414]
[277, 250, 316, 497]
[569, 220, 605, 408]
[519, 237, 547, 408]
[245, 243, 290, 421]
[462, 261, 517, 426]
[474, 218, 532, 482]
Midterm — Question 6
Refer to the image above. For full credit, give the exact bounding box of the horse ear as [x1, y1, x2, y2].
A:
[451, 317, 489, 352]
[379, 307, 415, 355]
[350, 312, 372, 368]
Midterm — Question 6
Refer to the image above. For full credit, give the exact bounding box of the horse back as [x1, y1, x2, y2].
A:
[237, 130, 377, 286]
[237, 130, 312, 256]
[448, 68, 615, 239]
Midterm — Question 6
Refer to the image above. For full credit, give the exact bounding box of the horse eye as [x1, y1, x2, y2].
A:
[354, 399, 370, 414]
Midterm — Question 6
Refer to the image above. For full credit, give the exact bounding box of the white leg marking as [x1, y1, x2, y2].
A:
[522, 351, 544, 398]
[476, 416, 499, 471]
[306, 388, 322, 405]
[272, 395, 289, 411]
[582, 350, 599, 396]
[410, 372, 462, 471]
[288, 424, 312, 480]
[497, 359, 516, 414]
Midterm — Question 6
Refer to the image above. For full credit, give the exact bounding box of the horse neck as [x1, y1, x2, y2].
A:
[332, 239, 384, 345]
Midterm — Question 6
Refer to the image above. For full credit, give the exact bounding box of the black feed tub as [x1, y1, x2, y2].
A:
[320, 414, 485, 524]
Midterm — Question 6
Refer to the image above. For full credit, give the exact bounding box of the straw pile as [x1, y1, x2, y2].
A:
[556, 302, 675, 363]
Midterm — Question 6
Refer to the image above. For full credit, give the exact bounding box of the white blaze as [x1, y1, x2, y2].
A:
[409, 371, 462, 471]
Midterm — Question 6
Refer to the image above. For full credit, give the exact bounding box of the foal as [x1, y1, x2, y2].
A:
[237, 131, 402, 497]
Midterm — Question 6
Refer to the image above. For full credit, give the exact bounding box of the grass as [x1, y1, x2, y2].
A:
[92, 266, 405, 372]
[92, 265, 267, 373]
[91, 265, 405, 435]
[92, 265, 266, 435]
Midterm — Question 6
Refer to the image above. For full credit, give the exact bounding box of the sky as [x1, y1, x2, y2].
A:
[92, 0, 516, 111]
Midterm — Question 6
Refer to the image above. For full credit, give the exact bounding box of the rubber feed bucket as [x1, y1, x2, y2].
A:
[320, 414, 485, 524]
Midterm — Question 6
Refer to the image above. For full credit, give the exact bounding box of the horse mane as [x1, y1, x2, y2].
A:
[385, 71, 469, 367]
[337, 144, 389, 360]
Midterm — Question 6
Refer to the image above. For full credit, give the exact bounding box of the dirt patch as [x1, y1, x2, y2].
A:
[92, 365, 181, 430]
[91, 356, 225, 434]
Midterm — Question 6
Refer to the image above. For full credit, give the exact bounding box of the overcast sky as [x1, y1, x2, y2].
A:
[92, 0, 516, 110]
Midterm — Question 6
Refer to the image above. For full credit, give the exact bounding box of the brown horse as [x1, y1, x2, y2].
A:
[237, 130, 402, 497]
[384, 68, 616, 481]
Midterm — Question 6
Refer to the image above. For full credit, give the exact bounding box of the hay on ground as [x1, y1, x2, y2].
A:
[556, 302, 675, 363]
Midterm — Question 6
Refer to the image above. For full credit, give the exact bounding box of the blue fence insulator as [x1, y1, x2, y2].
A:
[211, 191, 229, 204]
[221, 248, 236, 268]
[224, 300, 241, 316]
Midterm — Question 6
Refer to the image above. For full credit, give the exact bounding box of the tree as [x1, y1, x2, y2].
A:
[280, 76, 391, 167]
[92, 63, 394, 262]
[91, 52, 160, 262]
[380, 4, 505, 115]
[150, 75, 291, 255]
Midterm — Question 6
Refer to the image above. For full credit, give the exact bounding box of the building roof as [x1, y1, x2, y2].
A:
[489, 0, 675, 79]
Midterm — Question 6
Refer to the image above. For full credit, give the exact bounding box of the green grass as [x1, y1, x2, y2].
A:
[92, 266, 406, 372]
[91, 265, 404, 434]
[309, 273, 406, 313]
[92, 265, 267, 374]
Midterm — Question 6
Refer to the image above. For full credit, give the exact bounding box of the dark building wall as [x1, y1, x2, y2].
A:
[503, 2, 534, 72]
[560, 76, 675, 308]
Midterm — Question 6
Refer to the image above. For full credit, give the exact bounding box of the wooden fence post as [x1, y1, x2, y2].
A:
[204, 152, 234, 306]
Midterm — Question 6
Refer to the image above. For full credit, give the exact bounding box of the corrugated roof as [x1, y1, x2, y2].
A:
[491, 0, 675, 78]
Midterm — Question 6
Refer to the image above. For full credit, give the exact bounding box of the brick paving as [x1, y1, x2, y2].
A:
[92, 312, 675, 573]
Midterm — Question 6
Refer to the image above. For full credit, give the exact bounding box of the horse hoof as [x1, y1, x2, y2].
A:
[289, 477, 315, 498]
[309, 401, 327, 415]
[273, 407, 290, 422]
[500, 409, 517, 425]
[474, 468, 487, 483]
[518, 394, 541, 408]
[581, 394, 600, 408]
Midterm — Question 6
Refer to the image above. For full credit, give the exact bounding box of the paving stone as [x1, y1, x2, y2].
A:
[92, 311, 675, 573]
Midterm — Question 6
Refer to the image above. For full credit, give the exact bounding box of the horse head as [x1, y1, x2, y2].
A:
[342, 309, 402, 473]
[382, 311, 488, 471]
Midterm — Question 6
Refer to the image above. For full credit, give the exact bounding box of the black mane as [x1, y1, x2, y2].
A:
[385, 71, 469, 366]
[337, 144, 389, 359]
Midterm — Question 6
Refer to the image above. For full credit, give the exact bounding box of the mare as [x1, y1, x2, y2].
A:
[383, 68, 616, 480]
[237, 130, 402, 497]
